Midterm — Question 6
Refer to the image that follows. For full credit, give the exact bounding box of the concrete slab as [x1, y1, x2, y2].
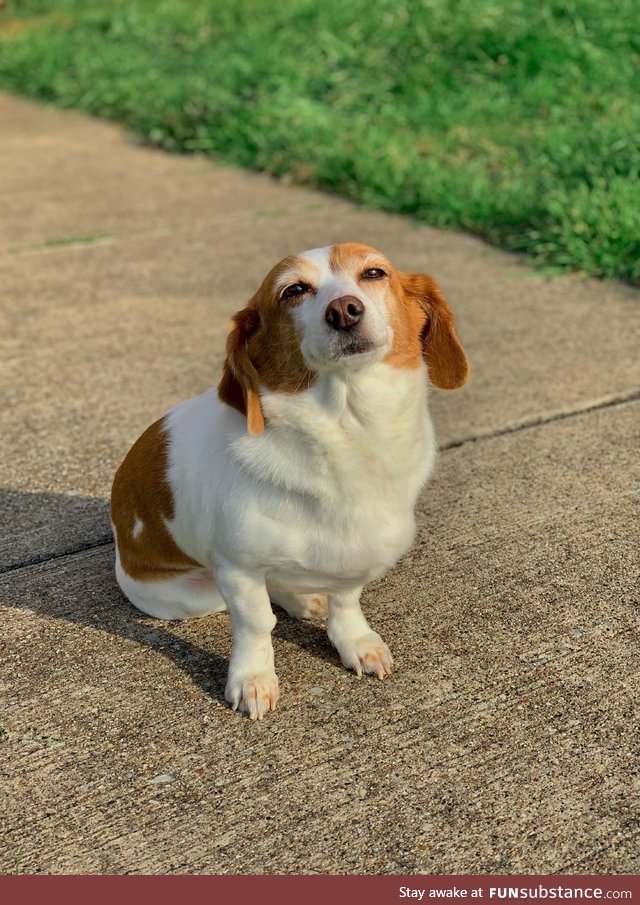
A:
[1, 402, 638, 874]
[1, 93, 639, 498]
[0, 93, 638, 876]
[0, 93, 324, 251]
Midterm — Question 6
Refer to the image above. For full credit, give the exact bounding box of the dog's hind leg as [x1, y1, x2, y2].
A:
[268, 589, 328, 620]
[115, 549, 227, 620]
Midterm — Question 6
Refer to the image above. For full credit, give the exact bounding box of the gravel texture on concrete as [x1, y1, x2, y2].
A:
[1, 93, 638, 875]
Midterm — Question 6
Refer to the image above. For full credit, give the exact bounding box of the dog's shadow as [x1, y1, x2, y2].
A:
[1, 488, 337, 707]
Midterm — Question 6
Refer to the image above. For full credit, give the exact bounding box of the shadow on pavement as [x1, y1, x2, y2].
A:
[1, 487, 336, 707]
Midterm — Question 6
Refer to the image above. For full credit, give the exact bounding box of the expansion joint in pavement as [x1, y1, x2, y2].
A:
[439, 387, 640, 452]
[0, 535, 114, 578]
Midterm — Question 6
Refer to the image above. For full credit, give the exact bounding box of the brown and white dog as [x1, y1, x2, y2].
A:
[111, 243, 468, 718]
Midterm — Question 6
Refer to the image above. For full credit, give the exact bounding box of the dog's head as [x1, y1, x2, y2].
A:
[218, 242, 469, 434]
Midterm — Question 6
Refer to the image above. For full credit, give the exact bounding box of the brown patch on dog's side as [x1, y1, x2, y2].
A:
[111, 416, 202, 580]
[218, 256, 317, 434]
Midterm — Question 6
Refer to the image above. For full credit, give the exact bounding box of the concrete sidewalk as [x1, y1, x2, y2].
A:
[0, 92, 638, 874]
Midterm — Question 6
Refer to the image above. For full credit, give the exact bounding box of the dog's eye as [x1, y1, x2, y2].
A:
[362, 268, 387, 280]
[281, 282, 310, 301]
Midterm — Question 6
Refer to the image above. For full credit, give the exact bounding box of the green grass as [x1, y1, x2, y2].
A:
[40, 231, 111, 248]
[1, 0, 639, 284]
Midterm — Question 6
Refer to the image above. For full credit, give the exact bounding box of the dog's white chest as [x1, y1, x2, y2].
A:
[166, 366, 435, 594]
[259, 485, 420, 593]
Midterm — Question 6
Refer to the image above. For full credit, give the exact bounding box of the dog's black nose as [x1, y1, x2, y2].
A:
[325, 295, 364, 331]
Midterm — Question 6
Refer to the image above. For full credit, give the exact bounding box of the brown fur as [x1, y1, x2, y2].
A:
[218, 256, 316, 434]
[330, 242, 425, 369]
[111, 416, 202, 580]
[328, 241, 381, 275]
[331, 243, 468, 387]
[384, 270, 426, 371]
[396, 271, 469, 389]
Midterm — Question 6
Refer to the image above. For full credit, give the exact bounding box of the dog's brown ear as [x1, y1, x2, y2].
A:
[218, 306, 265, 435]
[399, 272, 469, 389]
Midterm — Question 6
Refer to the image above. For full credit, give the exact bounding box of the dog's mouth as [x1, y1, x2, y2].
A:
[305, 327, 385, 369]
[334, 335, 377, 358]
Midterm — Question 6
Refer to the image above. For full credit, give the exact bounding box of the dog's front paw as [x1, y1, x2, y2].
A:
[225, 670, 280, 720]
[337, 632, 394, 679]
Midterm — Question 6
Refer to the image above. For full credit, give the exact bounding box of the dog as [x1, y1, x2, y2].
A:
[111, 242, 469, 719]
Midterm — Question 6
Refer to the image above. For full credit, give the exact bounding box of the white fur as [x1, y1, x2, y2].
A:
[115, 247, 438, 719]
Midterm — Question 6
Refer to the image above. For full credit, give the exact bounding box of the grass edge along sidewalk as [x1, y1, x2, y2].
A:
[0, 0, 639, 285]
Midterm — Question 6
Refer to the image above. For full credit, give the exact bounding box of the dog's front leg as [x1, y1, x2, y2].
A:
[214, 563, 279, 719]
[327, 587, 393, 679]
